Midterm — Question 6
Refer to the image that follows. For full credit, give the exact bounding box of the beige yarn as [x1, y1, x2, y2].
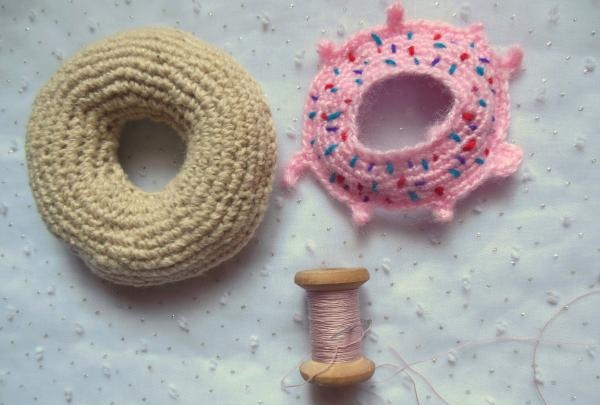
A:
[26, 28, 277, 286]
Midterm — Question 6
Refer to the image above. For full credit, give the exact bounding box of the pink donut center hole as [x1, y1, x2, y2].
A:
[357, 74, 454, 151]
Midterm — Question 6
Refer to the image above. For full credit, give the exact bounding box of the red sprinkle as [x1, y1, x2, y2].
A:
[462, 112, 476, 122]
[344, 98, 352, 104]
[460, 52, 470, 61]
[384, 197, 393, 204]
[488, 77, 494, 85]
[348, 51, 356, 62]
[462, 138, 477, 152]
[357, 183, 364, 193]
[432, 154, 439, 162]
[341, 131, 348, 142]
[433, 33, 442, 40]
[320, 112, 328, 120]
[484, 148, 490, 156]
[396, 176, 406, 188]
[408, 45, 415, 56]
[337, 174, 345, 184]
[324, 83, 334, 90]
[434, 186, 445, 196]
[377, 47, 382, 53]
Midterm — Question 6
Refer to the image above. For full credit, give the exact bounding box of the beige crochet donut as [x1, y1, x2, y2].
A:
[26, 28, 277, 286]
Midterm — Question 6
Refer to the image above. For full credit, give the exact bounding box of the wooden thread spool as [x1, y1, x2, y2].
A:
[294, 267, 375, 387]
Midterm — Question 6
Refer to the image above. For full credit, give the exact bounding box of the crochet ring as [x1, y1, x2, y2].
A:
[26, 28, 277, 286]
[284, 3, 523, 225]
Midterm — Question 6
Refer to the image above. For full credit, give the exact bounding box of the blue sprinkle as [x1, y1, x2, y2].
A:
[364, 60, 369, 65]
[327, 111, 342, 121]
[449, 133, 461, 142]
[414, 180, 426, 187]
[407, 160, 414, 169]
[414, 57, 420, 65]
[479, 57, 491, 64]
[325, 126, 338, 132]
[308, 111, 317, 120]
[421, 159, 429, 171]
[386, 162, 394, 174]
[371, 33, 383, 46]
[349, 155, 359, 168]
[330, 87, 338, 93]
[433, 42, 446, 48]
[353, 69, 363, 74]
[491, 88, 496, 94]
[355, 78, 363, 85]
[479, 99, 487, 107]
[470, 42, 476, 48]
[407, 31, 413, 40]
[455, 155, 466, 165]
[391, 44, 397, 53]
[324, 144, 338, 156]
[310, 138, 316, 146]
[448, 168, 461, 178]
[329, 173, 337, 183]
[475, 157, 485, 165]
[476, 66, 485, 76]
[371, 181, 378, 192]
[333, 67, 340, 75]
[431, 56, 441, 66]
[311, 95, 319, 101]
[408, 191, 420, 202]
[367, 163, 375, 172]
[468, 124, 478, 131]
[385, 59, 397, 66]
[448, 63, 457, 75]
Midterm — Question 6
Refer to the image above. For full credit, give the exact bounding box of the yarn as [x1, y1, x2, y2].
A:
[283, 2, 523, 225]
[26, 28, 277, 286]
[308, 289, 364, 363]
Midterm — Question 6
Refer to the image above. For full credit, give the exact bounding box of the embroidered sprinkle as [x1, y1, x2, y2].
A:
[448, 168, 461, 178]
[371, 33, 383, 46]
[324, 144, 338, 156]
[327, 111, 342, 121]
[386, 162, 394, 174]
[449, 133, 461, 142]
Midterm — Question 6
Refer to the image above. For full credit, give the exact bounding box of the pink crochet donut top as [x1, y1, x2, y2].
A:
[284, 3, 523, 225]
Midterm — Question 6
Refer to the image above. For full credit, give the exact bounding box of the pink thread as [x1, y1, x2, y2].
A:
[307, 289, 364, 363]
[283, 2, 523, 225]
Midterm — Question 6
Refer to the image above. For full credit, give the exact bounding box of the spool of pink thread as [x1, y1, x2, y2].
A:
[295, 268, 375, 387]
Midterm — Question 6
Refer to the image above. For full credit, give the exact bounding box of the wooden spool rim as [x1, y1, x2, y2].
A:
[294, 267, 369, 291]
[299, 357, 375, 387]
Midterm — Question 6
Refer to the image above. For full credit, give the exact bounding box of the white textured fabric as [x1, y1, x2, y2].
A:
[1, 1, 599, 404]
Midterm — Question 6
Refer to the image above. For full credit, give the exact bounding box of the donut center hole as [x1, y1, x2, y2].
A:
[357, 74, 454, 150]
[118, 119, 186, 192]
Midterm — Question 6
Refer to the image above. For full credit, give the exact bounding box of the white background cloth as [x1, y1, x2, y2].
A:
[1, 1, 600, 404]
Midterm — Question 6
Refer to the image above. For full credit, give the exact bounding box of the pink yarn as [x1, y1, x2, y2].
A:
[283, 2, 523, 225]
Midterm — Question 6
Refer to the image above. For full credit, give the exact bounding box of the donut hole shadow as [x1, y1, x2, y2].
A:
[357, 73, 454, 151]
[117, 119, 187, 192]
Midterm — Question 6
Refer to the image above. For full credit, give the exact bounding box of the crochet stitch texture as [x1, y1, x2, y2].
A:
[26, 28, 277, 286]
[284, 3, 523, 225]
